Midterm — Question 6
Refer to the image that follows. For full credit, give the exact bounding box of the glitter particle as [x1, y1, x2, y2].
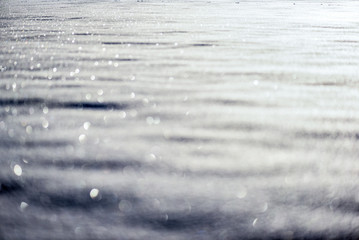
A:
[252, 218, 258, 227]
[14, 164, 22, 176]
[20, 202, 29, 212]
[41, 119, 49, 128]
[26, 125, 33, 135]
[83, 122, 91, 130]
[79, 134, 86, 143]
[236, 186, 247, 199]
[90, 188, 99, 199]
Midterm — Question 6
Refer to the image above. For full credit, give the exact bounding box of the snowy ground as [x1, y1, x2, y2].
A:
[1, 0, 359, 239]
